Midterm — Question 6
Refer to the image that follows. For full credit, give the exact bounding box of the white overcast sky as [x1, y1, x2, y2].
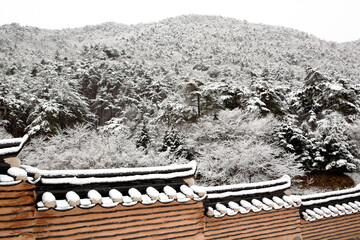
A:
[0, 0, 359, 42]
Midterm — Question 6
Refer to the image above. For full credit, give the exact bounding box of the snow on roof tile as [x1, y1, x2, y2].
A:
[141, 194, 157, 205]
[296, 185, 360, 204]
[88, 190, 102, 204]
[301, 200, 360, 222]
[79, 198, 95, 208]
[204, 175, 291, 199]
[262, 197, 274, 208]
[25, 160, 196, 178]
[146, 186, 159, 200]
[206, 194, 301, 218]
[0, 174, 14, 182]
[55, 200, 73, 211]
[180, 184, 194, 198]
[7, 167, 27, 178]
[159, 192, 172, 203]
[109, 189, 123, 203]
[202, 176, 298, 218]
[176, 192, 191, 203]
[0, 179, 22, 186]
[164, 185, 177, 199]
[22, 161, 197, 185]
[320, 207, 332, 217]
[297, 185, 360, 221]
[0, 135, 29, 158]
[35, 184, 206, 211]
[101, 197, 119, 208]
[349, 202, 359, 211]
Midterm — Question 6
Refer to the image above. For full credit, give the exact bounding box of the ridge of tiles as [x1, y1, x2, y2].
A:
[202, 175, 301, 218]
[36, 184, 207, 211]
[204, 175, 291, 199]
[21, 160, 197, 185]
[0, 134, 29, 158]
[207, 195, 302, 218]
[0, 166, 41, 185]
[295, 184, 360, 221]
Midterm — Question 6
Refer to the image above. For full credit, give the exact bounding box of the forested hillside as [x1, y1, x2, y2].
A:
[1, 15, 360, 189]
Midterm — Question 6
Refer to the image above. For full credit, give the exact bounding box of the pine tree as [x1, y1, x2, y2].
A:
[136, 123, 150, 149]
[160, 129, 182, 153]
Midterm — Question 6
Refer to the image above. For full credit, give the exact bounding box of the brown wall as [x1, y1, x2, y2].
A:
[301, 214, 360, 240]
[0, 182, 37, 240]
[33, 200, 205, 240]
[204, 208, 302, 240]
[12, 182, 360, 240]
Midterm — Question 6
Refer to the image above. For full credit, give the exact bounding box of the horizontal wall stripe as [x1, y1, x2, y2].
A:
[163, 231, 205, 240]
[301, 214, 360, 234]
[206, 222, 300, 240]
[327, 229, 360, 240]
[36, 212, 203, 234]
[0, 201, 204, 238]
[36, 220, 204, 239]
[36, 200, 200, 219]
[73, 226, 205, 240]
[237, 230, 302, 240]
[205, 219, 300, 239]
[0, 203, 34, 208]
[302, 217, 360, 239]
[2, 208, 201, 229]
[0, 217, 35, 224]
[256, 231, 302, 240]
[205, 210, 299, 230]
[0, 194, 35, 201]
[78, 224, 205, 240]
[206, 210, 298, 231]
[0, 234, 21, 239]
[2, 208, 202, 233]
[1, 214, 204, 238]
[205, 211, 298, 230]
[125, 227, 205, 240]
[205, 214, 299, 235]
[0, 206, 35, 215]
[35, 204, 203, 225]
[301, 212, 360, 228]
[0, 191, 35, 198]
[1, 204, 202, 229]
[0, 232, 35, 240]
[302, 222, 360, 236]
[205, 208, 295, 224]
[0, 195, 35, 207]
[0, 189, 35, 193]
[0, 210, 34, 218]
[303, 226, 360, 240]
[0, 183, 36, 191]
[64, 218, 202, 239]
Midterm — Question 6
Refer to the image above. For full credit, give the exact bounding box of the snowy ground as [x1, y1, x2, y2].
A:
[292, 172, 360, 195]
[346, 172, 360, 185]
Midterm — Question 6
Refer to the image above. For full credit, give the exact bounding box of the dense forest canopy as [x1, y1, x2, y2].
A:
[1, 15, 360, 188]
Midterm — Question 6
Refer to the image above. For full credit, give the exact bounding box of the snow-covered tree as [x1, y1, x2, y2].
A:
[136, 123, 151, 149]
